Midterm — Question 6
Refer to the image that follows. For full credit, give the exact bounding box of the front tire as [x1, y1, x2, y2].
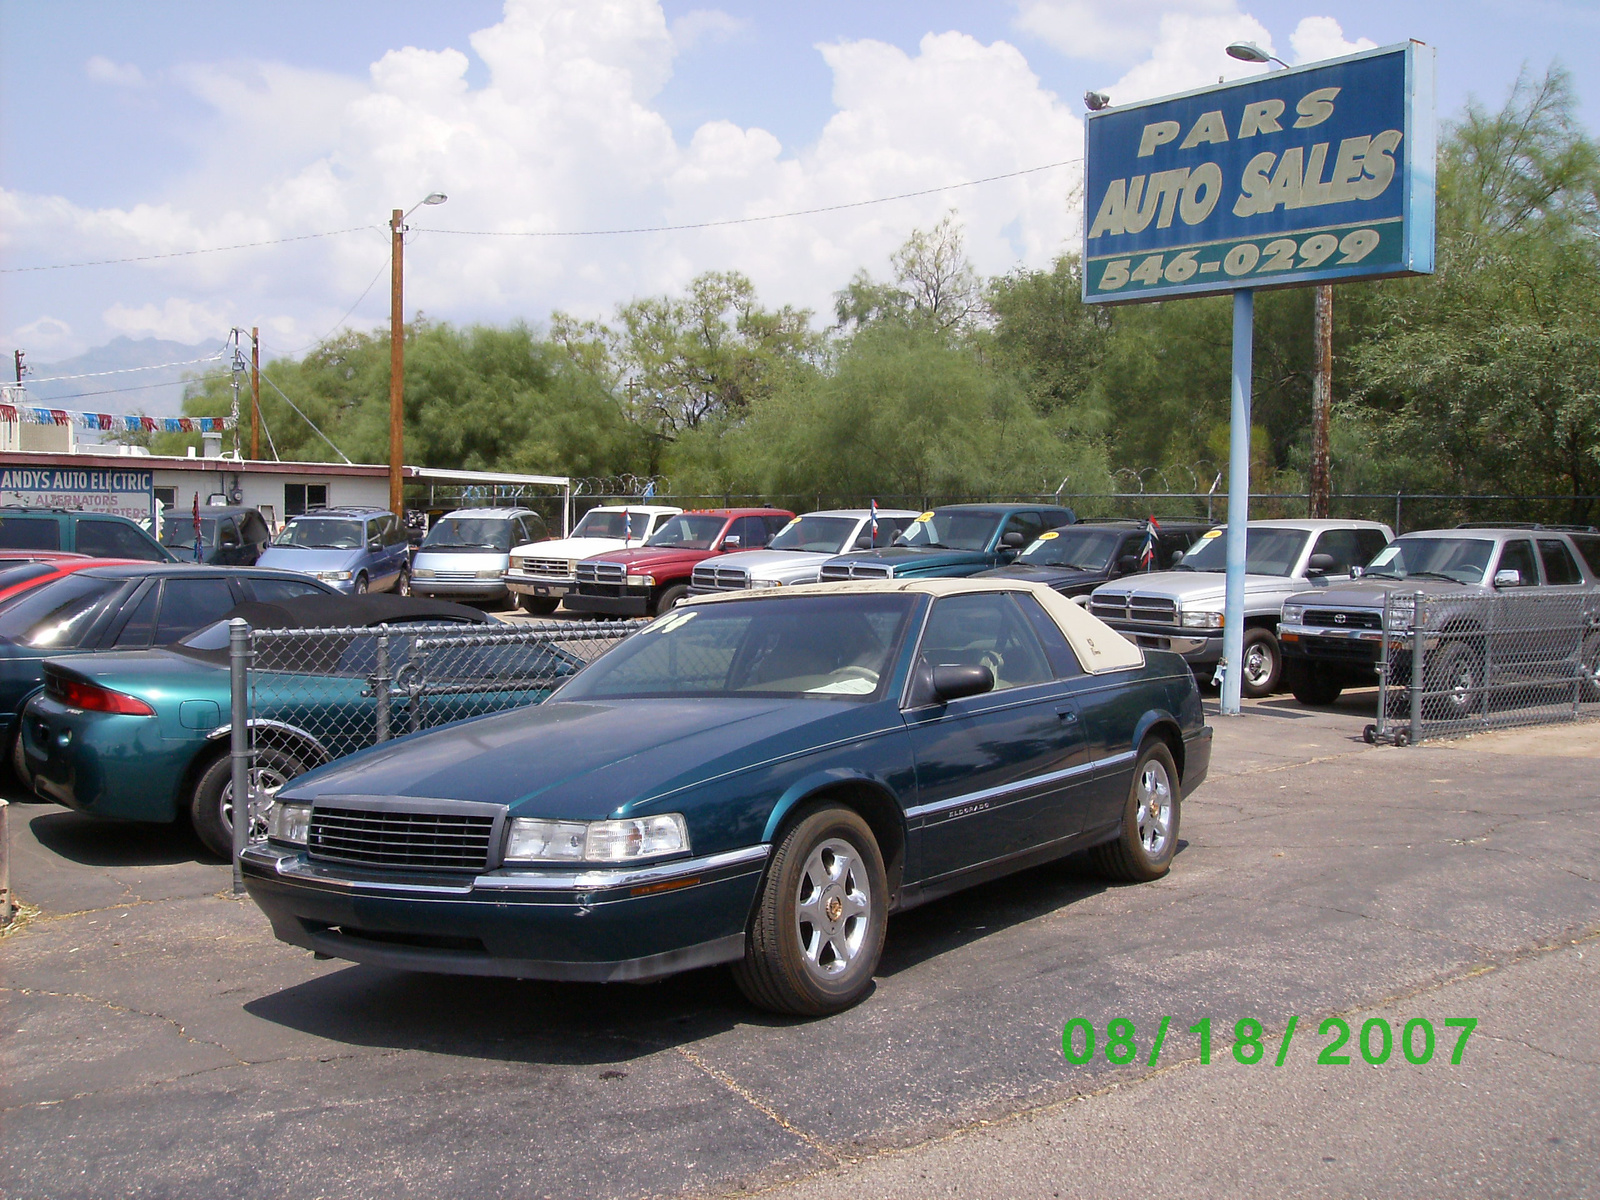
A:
[1287, 662, 1343, 706]
[652, 584, 689, 616]
[395, 567, 411, 597]
[517, 594, 560, 616]
[190, 745, 309, 860]
[1579, 632, 1600, 704]
[1239, 628, 1283, 698]
[1424, 641, 1483, 720]
[732, 805, 887, 1017]
[353, 572, 369, 595]
[1088, 741, 1181, 883]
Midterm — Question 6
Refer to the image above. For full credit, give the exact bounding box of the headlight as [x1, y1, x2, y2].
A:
[1281, 604, 1304, 625]
[747, 578, 783, 589]
[510, 558, 527, 570]
[412, 568, 435, 578]
[1180, 610, 1223, 629]
[626, 574, 656, 588]
[504, 814, 691, 863]
[316, 570, 353, 582]
[268, 802, 311, 846]
[1385, 598, 1415, 631]
[477, 569, 502, 579]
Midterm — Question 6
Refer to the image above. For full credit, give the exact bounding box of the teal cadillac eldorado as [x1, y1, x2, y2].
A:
[237, 578, 1211, 1018]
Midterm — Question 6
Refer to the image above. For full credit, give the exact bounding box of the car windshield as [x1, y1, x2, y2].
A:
[1364, 537, 1494, 584]
[162, 517, 217, 547]
[1019, 528, 1124, 570]
[645, 514, 728, 550]
[423, 517, 515, 551]
[557, 594, 916, 701]
[1176, 528, 1310, 576]
[0, 573, 124, 647]
[894, 510, 1002, 552]
[768, 515, 859, 553]
[571, 510, 654, 540]
[275, 519, 363, 550]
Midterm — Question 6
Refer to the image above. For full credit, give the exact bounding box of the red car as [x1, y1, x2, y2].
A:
[0, 556, 142, 608]
[564, 508, 796, 616]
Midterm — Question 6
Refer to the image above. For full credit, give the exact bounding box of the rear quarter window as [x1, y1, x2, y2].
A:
[1567, 535, 1600, 579]
[77, 518, 165, 561]
[0, 517, 60, 551]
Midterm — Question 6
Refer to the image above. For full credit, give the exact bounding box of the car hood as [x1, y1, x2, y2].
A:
[705, 548, 836, 580]
[1283, 578, 1484, 608]
[588, 547, 717, 571]
[280, 696, 888, 821]
[512, 537, 641, 560]
[258, 546, 361, 573]
[978, 563, 1108, 590]
[1094, 569, 1310, 603]
[827, 545, 992, 572]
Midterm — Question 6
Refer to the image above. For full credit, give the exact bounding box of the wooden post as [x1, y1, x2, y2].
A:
[389, 209, 405, 519]
[250, 327, 260, 461]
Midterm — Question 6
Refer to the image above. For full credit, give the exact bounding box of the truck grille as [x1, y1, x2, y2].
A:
[1304, 608, 1382, 630]
[693, 564, 750, 591]
[1089, 593, 1179, 625]
[308, 802, 503, 873]
[426, 569, 483, 583]
[576, 561, 627, 587]
[516, 557, 575, 577]
[820, 561, 893, 581]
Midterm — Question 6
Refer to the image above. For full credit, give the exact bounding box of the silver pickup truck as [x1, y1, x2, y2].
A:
[1087, 518, 1394, 697]
[1279, 525, 1600, 708]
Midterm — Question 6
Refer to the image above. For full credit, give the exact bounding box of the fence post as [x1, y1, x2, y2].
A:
[1376, 593, 1391, 741]
[229, 618, 252, 896]
[1, 798, 11, 926]
[1408, 592, 1425, 745]
[374, 624, 392, 743]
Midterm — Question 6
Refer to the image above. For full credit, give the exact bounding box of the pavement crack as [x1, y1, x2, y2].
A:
[0, 984, 248, 1067]
[672, 1045, 841, 1165]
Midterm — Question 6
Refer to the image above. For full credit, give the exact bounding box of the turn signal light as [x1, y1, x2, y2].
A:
[52, 677, 155, 716]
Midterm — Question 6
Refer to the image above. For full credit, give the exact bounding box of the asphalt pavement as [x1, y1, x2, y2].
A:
[3, 693, 1598, 1200]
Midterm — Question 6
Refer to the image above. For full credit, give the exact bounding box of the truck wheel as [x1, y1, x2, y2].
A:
[1580, 632, 1600, 704]
[1424, 641, 1483, 720]
[1239, 628, 1283, 698]
[517, 595, 560, 616]
[652, 584, 689, 616]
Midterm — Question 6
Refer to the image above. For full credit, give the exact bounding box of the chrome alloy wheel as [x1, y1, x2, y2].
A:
[1242, 641, 1275, 689]
[1135, 757, 1173, 857]
[220, 764, 295, 840]
[794, 838, 872, 980]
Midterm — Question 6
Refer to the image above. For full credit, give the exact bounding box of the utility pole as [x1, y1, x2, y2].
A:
[12, 350, 23, 384]
[250, 328, 261, 461]
[389, 208, 405, 520]
[1309, 284, 1333, 519]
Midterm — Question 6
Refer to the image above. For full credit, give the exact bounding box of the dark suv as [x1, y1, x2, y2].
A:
[976, 519, 1213, 597]
[160, 506, 273, 565]
[0, 507, 174, 563]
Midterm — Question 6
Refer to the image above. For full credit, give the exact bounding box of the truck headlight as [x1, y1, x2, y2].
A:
[748, 578, 783, 589]
[626, 574, 656, 588]
[1281, 604, 1304, 625]
[1180, 610, 1223, 629]
[1385, 598, 1415, 631]
[504, 814, 691, 863]
[268, 802, 312, 846]
[316, 570, 353, 582]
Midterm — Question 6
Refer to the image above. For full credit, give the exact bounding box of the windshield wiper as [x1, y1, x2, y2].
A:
[1401, 571, 1462, 582]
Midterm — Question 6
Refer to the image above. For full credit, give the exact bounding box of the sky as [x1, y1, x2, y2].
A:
[2, 0, 1596, 384]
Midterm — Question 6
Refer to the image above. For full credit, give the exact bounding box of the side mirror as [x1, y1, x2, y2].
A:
[931, 664, 994, 703]
[1306, 553, 1338, 574]
[1350, 565, 1365, 579]
[1001, 531, 1027, 549]
[721, 536, 741, 550]
[1170, 550, 1184, 565]
[369, 539, 382, 551]
[854, 535, 874, 549]
[1116, 554, 1140, 574]
[1494, 568, 1521, 588]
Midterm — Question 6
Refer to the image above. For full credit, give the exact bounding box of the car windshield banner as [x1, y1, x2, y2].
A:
[1082, 42, 1435, 304]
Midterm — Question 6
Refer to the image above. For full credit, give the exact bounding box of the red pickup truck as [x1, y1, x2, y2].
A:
[565, 508, 796, 617]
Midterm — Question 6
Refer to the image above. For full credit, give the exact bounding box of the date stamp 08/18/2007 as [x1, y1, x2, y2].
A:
[1061, 1017, 1478, 1068]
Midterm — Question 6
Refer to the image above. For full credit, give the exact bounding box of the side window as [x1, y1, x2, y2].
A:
[729, 516, 767, 548]
[880, 516, 915, 543]
[1015, 593, 1084, 679]
[248, 577, 328, 603]
[1495, 539, 1538, 586]
[0, 517, 59, 550]
[111, 583, 161, 648]
[522, 514, 549, 543]
[153, 578, 241, 644]
[1353, 529, 1390, 565]
[387, 516, 411, 547]
[764, 513, 791, 539]
[917, 593, 1053, 693]
[1309, 529, 1363, 573]
[365, 519, 385, 548]
[1002, 512, 1047, 547]
[240, 513, 269, 544]
[218, 519, 241, 548]
[78, 519, 163, 561]
[1158, 533, 1192, 568]
[1570, 535, 1600, 578]
[1538, 539, 1582, 586]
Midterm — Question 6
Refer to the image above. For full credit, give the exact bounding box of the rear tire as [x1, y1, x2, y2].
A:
[190, 745, 310, 860]
[1239, 628, 1282, 698]
[732, 805, 887, 1017]
[1088, 741, 1181, 883]
[517, 594, 560, 616]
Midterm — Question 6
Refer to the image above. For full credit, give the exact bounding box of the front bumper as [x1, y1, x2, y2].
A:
[1102, 624, 1222, 664]
[564, 589, 651, 617]
[1279, 622, 1435, 668]
[241, 842, 769, 983]
[411, 578, 509, 600]
[505, 571, 574, 599]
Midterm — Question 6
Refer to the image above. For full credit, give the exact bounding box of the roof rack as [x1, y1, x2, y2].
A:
[1455, 522, 1600, 533]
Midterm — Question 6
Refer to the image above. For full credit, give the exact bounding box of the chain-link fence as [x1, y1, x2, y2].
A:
[226, 619, 641, 886]
[1370, 591, 1600, 746]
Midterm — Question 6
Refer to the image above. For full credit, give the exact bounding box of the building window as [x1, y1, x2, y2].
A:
[153, 487, 177, 513]
[284, 484, 328, 516]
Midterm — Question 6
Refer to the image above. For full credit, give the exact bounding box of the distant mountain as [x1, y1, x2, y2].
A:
[20, 336, 232, 418]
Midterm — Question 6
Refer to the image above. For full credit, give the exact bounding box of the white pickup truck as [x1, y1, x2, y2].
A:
[1086, 518, 1393, 696]
[504, 504, 681, 614]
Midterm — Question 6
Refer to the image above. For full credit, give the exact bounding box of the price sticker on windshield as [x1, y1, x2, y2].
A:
[1039, 531, 1059, 540]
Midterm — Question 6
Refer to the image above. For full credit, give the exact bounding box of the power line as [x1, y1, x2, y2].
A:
[1, 226, 379, 274]
[26, 348, 229, 384]
[17, 378, 194, 402]
[256, 368, 353, 464]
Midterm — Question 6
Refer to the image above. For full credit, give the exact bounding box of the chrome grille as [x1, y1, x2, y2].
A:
[308, 802, 502, 872]
[693, 564, 750, 591]
[1090, 593, 1178, 625]
[427, 569, 481, 582]
[524, 557, 576, 577]
[820, 561, 893, 581]
[1305, 608, 1382, 630]
[577, 561, 627, 586]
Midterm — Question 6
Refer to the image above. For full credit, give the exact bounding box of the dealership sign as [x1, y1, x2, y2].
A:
[0, 467, 156, 524]
[1082, 42, 1435, 303]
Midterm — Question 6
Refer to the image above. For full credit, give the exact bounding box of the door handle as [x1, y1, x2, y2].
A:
[1055, 705, 1079, 722]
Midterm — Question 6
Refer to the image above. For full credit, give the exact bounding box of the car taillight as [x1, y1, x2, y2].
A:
[50, 676, 155, 716]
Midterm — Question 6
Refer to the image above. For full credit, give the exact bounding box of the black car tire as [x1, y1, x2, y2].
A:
[1287, 663, 1343, 706]
[190, 744, 310, 860]
[517, 595, 560, 616]
[733, 805, 887, 1017]
[1579, 632, 1600, 704]
[653, 584, 689, 616]
[396, 567, 411, 597]
[1239, 628, 1283, 698]
[1423, 640, 1483, 720]
[1088, 740, 1181, 883]
[8, 722, 33, 792]
[353, 573, 369, 595]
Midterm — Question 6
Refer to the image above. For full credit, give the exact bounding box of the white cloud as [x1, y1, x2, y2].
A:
[85, 56, 145, 87]
[1015, 0, 1238, 62]
[670, 9, 747, 53]
[4, 0, 1086, 358]
[1104, 10, 1276, 103]
[1288, 17, 1377, 65]
[6, 316, 78, 359]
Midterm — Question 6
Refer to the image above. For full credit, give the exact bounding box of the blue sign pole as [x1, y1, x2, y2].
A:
[1221, 290, 1254, 715]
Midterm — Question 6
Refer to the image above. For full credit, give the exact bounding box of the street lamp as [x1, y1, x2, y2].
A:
[1083, 90, 1111, 111]
[389, 192, 448, 519]
[1225, 41, 1290, 69]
